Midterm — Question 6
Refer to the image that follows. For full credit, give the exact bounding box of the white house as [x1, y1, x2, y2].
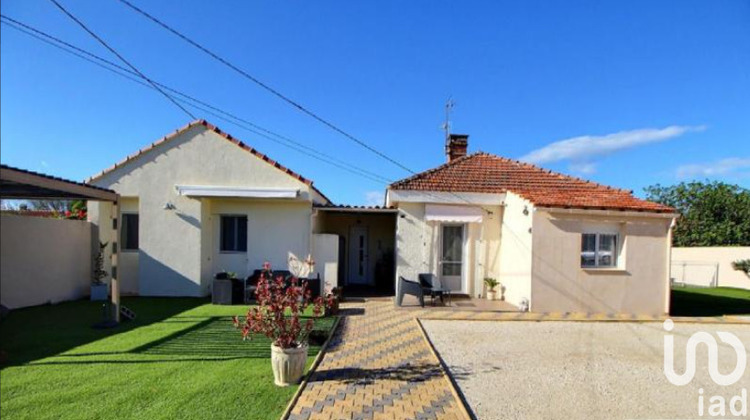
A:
[387, 134, 678, 315]
[88, 120, 331, 297]
[89, 122, 677, 315]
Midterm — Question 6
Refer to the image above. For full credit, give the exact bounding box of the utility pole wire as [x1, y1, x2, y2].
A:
[7, 8, 489, 211]
[116, 0, 415, 175]
[1, 14, 392, 185]
[49, 0, 196, 120]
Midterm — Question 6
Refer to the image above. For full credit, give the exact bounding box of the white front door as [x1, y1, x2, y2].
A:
[440, 224, 465, 293]
[348, 226, 369, 285]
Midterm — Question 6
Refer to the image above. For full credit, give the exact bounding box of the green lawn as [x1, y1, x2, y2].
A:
[0, 298, 334, 420]
[670, 286, 750, 317]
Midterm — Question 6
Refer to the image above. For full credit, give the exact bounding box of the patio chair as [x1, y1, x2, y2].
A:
[244, 271, 262, 303]
[418, 273, 450, 306]
[396, 276, 425, 307]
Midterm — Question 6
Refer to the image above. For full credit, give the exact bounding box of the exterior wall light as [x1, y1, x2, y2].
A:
[163, 202, 176, 210]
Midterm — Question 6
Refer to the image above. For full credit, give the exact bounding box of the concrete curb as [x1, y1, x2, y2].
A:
[280, 315, 342, 420]
[415, 312, 750, 324]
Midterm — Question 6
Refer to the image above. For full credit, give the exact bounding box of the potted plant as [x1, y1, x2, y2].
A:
[324, 292, 340, 316]
[484, 277, 499, 301]
[91, 241, 109, 301]
[233, 270, 329, 386]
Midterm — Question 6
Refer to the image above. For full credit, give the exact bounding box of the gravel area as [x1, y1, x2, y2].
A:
[422, 320, 750, 420]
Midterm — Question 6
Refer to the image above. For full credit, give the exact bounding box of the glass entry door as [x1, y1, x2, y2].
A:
[348, 226, 369, 285]
[440, 224, 465, 293]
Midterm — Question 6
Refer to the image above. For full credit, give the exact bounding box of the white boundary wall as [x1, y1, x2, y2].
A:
[671, 247, 750, 290]
[312, 233, 339, 294]
[1, 214, 92, 309]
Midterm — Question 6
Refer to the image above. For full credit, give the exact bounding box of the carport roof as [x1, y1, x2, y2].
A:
[0, 164, 118, 202]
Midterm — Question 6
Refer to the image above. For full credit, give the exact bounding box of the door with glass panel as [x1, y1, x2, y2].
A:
[439, 224, 465, 293]
[348, 226, 370, 285]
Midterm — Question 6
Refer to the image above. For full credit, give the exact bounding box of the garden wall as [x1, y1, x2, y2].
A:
[0, 214, 92, 309]
[671, 247, 750, 290]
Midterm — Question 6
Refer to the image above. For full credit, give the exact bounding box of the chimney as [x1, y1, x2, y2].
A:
[446, 134, 468, 162]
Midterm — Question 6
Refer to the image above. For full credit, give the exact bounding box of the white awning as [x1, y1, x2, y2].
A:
[425, 204, 483, 223]
[175, 185, 299, 199]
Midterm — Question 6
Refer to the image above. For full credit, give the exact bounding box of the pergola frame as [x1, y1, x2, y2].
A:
[1, 164, 122, 322]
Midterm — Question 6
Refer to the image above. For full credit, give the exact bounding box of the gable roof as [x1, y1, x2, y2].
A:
[389, 152, 674, 213]
[87, 120, 331, 204]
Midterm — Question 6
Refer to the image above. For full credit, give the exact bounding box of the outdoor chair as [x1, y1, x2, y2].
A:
[418, 273, 450, 306]
[396, 276, 425, 307]
[244, 269, 321, 303]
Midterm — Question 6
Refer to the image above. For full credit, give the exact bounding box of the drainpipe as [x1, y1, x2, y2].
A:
[664, 217, 676, 315]
[309, 207, 319, 293]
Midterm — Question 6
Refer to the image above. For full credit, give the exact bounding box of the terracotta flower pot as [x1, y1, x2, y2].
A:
[271, 344, 308, 386]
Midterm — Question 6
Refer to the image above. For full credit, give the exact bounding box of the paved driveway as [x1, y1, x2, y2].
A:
[288, 299, 468, 420]
[422, 320, 750, 420]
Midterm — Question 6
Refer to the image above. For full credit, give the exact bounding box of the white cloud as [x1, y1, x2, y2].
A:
[568, 162, 597, 175]
[40, 160, 49, 168]
[520, 125, 706, 165]
[364, 191, 385, 206]
[676, 157, 750, 179]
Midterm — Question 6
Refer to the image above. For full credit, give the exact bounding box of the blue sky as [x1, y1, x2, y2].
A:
[1, 0, 748, 205]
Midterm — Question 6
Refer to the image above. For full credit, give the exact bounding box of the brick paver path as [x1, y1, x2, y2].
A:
[288, 299, 468, 420]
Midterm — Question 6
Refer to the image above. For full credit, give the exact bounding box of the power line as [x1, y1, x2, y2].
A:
[114, 1, 495, 212]
[4, 10, 492, 211]
[0, 15, 391, 185]
[49, 0, 196, 120]
[116, 0, 415, 175]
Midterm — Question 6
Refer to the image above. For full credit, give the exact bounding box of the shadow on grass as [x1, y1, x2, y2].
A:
[9, 310, 335, 367]
[0, 297, 207, 368]
[670, 288, 750, 317]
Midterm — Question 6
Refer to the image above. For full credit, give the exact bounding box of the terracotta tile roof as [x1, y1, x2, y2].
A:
[389, 153, 674, 213]
[87, 120, 331, 204]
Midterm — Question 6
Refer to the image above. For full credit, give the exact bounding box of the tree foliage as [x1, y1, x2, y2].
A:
[27, 200, 72, 212]
[644, 181, 750, 246]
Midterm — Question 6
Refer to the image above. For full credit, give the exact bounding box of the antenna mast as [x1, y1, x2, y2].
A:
[443, 97, 455, 155]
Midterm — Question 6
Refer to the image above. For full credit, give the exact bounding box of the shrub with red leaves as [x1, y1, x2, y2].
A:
[232, 265, 329, 349]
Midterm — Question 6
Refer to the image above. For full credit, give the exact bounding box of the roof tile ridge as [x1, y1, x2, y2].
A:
[389, 152, 483, 188]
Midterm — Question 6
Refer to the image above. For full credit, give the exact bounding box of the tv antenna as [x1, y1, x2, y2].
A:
[442, 97, 455, 153]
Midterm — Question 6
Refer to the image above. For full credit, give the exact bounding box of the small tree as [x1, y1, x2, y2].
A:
[732, 259, 750, 276]
[645, 181, 750, 246]
[233, 270, 328, 349]
[92, 242, 108, 285]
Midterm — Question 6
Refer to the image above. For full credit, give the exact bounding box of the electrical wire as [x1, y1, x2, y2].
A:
[49, 0, 196, 120]
[116, 0, 415, 175]
[0, 15, 392, 185]
[3, 10, 492, 211]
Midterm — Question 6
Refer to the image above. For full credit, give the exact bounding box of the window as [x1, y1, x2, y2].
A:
[220, 215, 247, 252]
[581, 233, 618, 268]
[121, 213, 139, 251]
